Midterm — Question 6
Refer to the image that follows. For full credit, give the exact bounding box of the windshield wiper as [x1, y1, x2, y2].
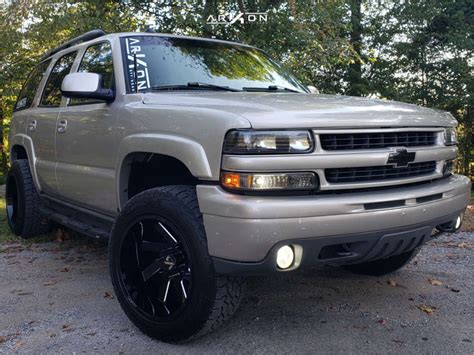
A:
[242, 85, 300, 93]
[151, 82, 241, 92]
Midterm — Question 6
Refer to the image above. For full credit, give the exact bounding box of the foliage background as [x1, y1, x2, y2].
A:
[0, 0, 472, 181]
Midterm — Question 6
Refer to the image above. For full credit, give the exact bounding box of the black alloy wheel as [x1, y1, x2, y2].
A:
[118, 217, 193, 319]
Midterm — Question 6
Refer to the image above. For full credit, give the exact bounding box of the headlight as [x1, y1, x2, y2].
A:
[223, 130, 314, 154]
[221, 172, 319, 191]
[444, 128, 457, 146]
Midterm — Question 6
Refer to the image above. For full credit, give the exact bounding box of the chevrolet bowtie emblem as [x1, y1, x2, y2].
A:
[387, 149, 416, 167]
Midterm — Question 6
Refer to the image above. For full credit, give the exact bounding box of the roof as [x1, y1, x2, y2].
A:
[41, 29, 253, 61]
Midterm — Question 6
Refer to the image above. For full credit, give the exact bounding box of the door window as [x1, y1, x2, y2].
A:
[15, 60, 51, 111]
[40, 52, 77, 107]
[70, 42, 113, 105]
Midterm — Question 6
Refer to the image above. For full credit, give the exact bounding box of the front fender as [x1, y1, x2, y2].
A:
[116, 133, 213, 207]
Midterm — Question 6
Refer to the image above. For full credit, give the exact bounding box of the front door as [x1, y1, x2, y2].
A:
[55, 41, 118, 215]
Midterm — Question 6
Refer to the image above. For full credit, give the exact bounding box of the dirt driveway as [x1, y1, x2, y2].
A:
[0, 198, 473, 353]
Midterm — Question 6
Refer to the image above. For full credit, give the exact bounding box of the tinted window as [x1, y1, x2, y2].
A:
[15, 60, 51, 111]
[40, 52, 77, 107]
[70, 42, 113, 105]
[121, 36, 307, 93]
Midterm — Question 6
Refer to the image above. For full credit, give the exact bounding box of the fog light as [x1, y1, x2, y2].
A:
[276, 245, 295, 269]
[436, 212, 464, 233]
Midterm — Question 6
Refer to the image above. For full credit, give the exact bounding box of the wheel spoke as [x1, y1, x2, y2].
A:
[162, 279, 171, 303]
[146, 296, 156, 317]
[180, 280, 188, 299]
[132, 232, 142, 270]
[157, 222, 178, 244]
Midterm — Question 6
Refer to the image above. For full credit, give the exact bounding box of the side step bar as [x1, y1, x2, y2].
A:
[39, 205, 111, 241]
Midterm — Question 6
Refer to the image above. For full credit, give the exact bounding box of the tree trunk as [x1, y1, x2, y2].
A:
[0, 93, 9, 176]
[347, 0, 363, 96]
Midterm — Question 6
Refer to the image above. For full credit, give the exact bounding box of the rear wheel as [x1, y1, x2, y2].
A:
[109, 186, 244, 343]
[5, 159, 49, 238]
[343, 248, 420, 276]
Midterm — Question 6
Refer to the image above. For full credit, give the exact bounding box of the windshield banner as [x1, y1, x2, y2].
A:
[124, 37, 151, 92]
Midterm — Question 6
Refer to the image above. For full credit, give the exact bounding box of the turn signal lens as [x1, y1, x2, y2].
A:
[221, 172, 318, 191]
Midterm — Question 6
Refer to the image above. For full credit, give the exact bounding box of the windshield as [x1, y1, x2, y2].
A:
[120, 35, 308, 93]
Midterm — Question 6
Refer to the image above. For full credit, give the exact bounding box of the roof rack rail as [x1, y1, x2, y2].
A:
[41, 29, 106, 61]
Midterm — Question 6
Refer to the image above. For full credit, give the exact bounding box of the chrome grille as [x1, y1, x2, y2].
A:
[326, 161, 437, 184]
[320, 131, 437, 150]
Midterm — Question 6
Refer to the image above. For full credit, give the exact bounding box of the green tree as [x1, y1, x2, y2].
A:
[364, 0, 473, 175]
[0, 0, 143, 173]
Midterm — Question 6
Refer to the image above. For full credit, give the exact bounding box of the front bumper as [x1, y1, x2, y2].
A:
[197, 175, 471, 272]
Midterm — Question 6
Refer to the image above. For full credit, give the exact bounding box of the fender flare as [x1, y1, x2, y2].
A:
[9, 134, 43, 192]
[115, 133, 212, 208]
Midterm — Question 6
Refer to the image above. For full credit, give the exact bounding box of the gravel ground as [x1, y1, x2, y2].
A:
[0, 230, 472, 354]
[0, 183, 473, 354]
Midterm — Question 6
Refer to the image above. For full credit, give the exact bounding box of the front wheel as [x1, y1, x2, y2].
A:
[109, 186, 244, 343]
[343, 248, 420, 276]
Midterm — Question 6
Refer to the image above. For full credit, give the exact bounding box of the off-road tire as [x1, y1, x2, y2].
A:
[109, 185, 244, 343]
[5, 159, 50, 238]
[343, 248, 420, 276]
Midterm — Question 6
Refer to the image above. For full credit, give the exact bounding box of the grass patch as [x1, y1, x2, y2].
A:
[0, 199, 16, 243]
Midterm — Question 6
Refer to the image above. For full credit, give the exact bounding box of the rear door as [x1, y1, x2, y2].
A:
[21, 52, 77, 195]
[55, 41, 118, 214]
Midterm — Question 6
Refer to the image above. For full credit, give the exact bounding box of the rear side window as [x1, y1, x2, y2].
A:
[40, 52, 77, 107]
[15, 60, 51, 111]
[70, 42, 113, 105]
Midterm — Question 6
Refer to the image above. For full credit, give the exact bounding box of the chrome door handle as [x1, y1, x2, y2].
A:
[57, 119, 68, 133]
[28, 120, 37, 132]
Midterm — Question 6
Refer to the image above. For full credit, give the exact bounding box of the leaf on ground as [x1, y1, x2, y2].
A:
[417, 304, 437, 315]
[377, 319, 387, 325]
[428, 278, 443, 286]
[16, 291, 33, 296]
[62, 324, 74, 333]
[42, 281, 57, 287]
[387, 279, 397, 287]
[55, 229, 69, 243]
[0, 336, 7, 343]
[457, 242, 472, 249]
[104, 292, 114, 299]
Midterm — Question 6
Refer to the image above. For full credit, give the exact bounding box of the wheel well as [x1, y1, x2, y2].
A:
[120, 153, 198, 204]
[11, 145, 28, 161]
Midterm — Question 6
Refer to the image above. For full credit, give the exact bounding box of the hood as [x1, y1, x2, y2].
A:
[142, 92, 456, 128]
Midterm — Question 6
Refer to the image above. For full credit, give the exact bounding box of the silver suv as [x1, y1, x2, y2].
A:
[6, 30, 471, 342]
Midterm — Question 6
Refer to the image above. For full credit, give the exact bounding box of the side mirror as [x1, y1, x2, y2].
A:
[307, 85, 319, 94]
[61, 72, 115, 102]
